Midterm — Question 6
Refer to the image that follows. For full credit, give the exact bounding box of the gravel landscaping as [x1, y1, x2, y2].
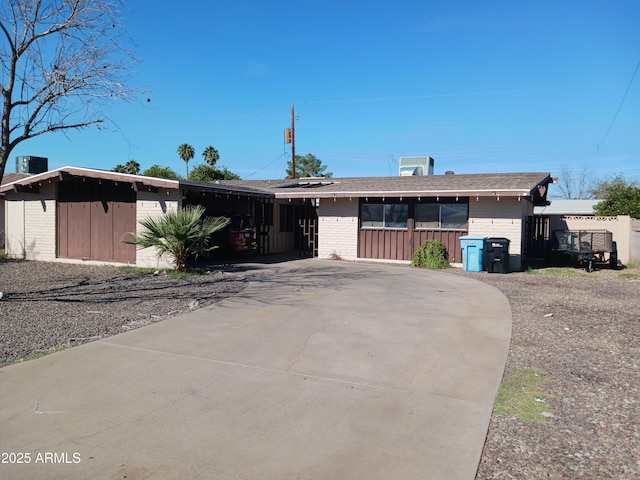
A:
[450, 266, 640, 480]
[1, 258, 638, 478]
[0, 259, 247, 366]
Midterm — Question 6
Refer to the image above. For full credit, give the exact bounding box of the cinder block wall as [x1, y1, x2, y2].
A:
[555, 215, 632, 264]
[317, 198, 359, 260]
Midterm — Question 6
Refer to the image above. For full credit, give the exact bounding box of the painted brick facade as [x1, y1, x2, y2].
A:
[5, 184, 56, 261]
[467, 197, 532, 270]
[317, 198, 359, 260]
[135, 191, 181, 268]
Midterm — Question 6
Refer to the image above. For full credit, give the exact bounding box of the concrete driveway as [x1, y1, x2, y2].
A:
[0, 258, 511, 480]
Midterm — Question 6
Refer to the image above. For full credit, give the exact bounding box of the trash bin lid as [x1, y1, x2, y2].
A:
[486, 237, 510, 244]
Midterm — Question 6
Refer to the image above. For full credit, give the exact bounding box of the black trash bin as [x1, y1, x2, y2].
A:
[484, 238, 510, 273]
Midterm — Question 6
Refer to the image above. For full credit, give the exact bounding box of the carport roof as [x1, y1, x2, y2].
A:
[0, 166, 272, 198]
[215, 172, 553, 203]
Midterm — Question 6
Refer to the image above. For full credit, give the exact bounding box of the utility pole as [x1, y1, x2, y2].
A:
[290, 104, 296, 178]
[284, 104, 296, 178]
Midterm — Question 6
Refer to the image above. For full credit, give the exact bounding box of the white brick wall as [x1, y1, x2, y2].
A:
[468, 196, 530, 270]
[5, 185, 57, 261]
[317, 198, 359, 260]
[134, 190, 181, 269]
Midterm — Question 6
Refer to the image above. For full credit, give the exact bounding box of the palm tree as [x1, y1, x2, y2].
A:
[127, 205, 229, 271]
[125, 159, 140, 175]
[177, 143, 195, 176]
[202, 146, 220, 167]
[112, 164, 126, 173]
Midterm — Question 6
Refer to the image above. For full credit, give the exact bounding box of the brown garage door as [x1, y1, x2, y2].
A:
[57, 181, 137, 263]
[57, 201, 136, 263]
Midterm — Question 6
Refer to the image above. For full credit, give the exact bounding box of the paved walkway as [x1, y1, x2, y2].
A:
[0, 258, 511, 480]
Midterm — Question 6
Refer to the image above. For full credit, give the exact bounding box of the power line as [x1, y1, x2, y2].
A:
[597, 59, 640, 153]
[299, 83, 621, 105]
[244, 152, 287, 179]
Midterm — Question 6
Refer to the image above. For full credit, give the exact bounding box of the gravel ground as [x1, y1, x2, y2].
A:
[0, 259, 247, 366]
[1, 258, 639, 478]
[449, 265, 640, 480]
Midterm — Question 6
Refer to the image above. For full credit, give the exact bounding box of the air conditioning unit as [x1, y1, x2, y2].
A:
[398, 156, 434, 176]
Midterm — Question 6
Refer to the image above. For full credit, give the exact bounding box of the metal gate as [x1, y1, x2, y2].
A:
[525, 215, 549, 259]
[296, 201, 318, 257]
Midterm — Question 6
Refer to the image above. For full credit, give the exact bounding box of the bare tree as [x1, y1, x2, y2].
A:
[555, 166, 595, 199]
[0, 0, 140, 182]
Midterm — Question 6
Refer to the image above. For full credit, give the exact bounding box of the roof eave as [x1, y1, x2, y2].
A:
[273, 188, 535, 200]
[0, 166, 180, 194]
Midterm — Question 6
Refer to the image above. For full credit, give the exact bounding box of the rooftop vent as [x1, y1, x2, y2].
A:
[398, 156, 434, 176]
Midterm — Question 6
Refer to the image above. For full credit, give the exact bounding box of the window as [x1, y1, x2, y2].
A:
[441, 203, 468, 229]
[415, 203, 468, 230]
[360, 203, 408, 229]
[414, 204, 439, 229]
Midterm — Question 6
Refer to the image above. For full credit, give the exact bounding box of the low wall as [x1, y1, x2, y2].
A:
[631, 219, 640, 265]
[550, 215, 632, 265]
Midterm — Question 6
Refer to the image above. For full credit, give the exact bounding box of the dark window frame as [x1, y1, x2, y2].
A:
[359, 197, 469, 231]
[360, 202, 408, 229]
[415, 202, 468, 231]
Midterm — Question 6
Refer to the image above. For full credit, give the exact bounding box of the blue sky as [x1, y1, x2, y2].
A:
[11, 1, 640, 191]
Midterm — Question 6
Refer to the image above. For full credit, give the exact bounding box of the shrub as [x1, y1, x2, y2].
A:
[126, 205, 228, 271]
[411, 239, 450, 269]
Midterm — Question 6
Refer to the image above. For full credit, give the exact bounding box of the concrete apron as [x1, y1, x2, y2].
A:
[0, 259, 512, 480]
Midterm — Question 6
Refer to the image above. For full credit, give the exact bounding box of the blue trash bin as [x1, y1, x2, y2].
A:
[459, 236, 486, 272]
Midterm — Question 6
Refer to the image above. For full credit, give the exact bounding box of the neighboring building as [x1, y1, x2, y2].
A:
[1, 167, 553, 271]
[534, 199, 600, 220]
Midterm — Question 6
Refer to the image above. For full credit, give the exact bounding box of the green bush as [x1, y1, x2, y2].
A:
[411, 239, 450, 269]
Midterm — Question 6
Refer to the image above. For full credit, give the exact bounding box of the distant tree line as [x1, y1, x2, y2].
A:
[555, 167, 640, 217]
[111, 144, 240, 181]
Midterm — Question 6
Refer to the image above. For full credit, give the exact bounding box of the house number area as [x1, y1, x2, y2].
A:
[2, 451, 81, 464]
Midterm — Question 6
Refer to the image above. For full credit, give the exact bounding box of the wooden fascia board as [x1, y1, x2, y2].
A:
[12, 184, 40, 194]
[273, 189, 535, 200]
[133, 181, 159, 193]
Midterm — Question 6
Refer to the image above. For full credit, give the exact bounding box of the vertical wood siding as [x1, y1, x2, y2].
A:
[359, 228, 464, 262]
[57, 200, 136, 263]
